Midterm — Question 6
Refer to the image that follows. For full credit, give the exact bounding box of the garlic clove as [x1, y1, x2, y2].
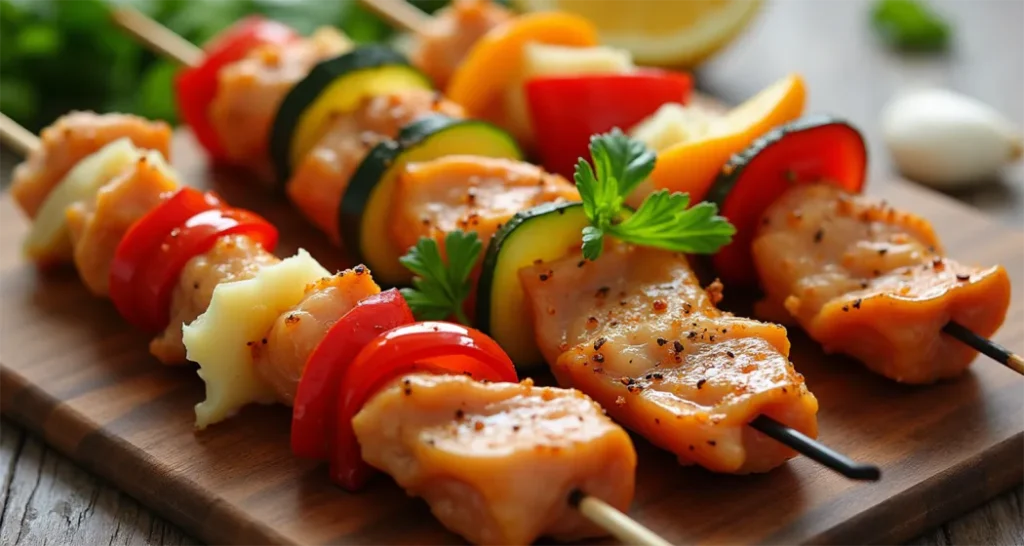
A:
[881, 88, 1023, 189]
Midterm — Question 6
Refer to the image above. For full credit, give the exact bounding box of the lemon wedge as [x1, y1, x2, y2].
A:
[514, 0, 762, 67]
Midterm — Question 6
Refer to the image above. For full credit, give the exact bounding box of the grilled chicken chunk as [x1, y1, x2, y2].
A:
[286, 91, 464, 242]
[752, 184, 1012, 383]
[65, 154, 178, 296]
[11, 112, 171, 218]
[209, 27, 352, 179]
[411, 0, 513, 88]
[252, 266, 381, 404]
[151, 235, 280, 364]
[353, 374, 636, 546]
[520, 243, 819, 474]
[390, 156, 579, 255]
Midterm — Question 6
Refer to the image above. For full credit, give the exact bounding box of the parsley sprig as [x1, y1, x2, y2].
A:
[399, 230, 482, 324]
[575, 129, 736, 260]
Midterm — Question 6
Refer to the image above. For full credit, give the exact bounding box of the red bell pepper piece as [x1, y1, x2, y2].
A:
[711, 119, 867, 285]
[332, 321, 518, 491]
[525, 69, 693, 178]
[175, 16, 298, 160]
[109, 188, 279, 333]
[291, 289, 415, 460]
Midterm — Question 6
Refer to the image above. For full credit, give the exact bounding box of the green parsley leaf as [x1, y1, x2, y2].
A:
[871, 0, 950, 52]
[399, 230, 482, 324]
[574, 130, 735, 260]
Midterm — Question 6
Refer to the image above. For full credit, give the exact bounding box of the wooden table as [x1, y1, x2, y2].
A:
[1, 0, 1021, 544]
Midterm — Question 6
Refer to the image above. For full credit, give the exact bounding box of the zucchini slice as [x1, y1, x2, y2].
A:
[476, 202, 589, 370]
[269, 45, 432, 183]
[707, 115, 867, 285]
[338, 115, 522, 286]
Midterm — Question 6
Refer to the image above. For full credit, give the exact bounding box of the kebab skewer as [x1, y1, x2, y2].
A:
[0, 112, 669, 546]
[4, 106, 884, 485]
[704, 116, 1021, 380]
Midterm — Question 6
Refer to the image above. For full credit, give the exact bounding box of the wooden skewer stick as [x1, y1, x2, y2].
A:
[750, 416, 880, 481]
[358, 0, 432, 35]
[0, 113, 41, 155]
[944, 321, 1024, 375]
[570, 490, 673, 546]
[110, 7, 201, 67]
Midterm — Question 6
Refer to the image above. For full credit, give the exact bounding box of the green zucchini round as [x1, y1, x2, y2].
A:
[476, 201, 589, 370]
[338, 114, 523, 286]
[269, 45, 432, 184]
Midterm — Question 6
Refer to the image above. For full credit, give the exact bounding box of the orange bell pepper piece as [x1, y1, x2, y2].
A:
[643, 74, 807, 203]
[445, 12, 599, 147]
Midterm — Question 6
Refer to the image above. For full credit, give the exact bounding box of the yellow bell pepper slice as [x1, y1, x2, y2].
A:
[641, 74, 806, 203]
[445, 12, 599, 146]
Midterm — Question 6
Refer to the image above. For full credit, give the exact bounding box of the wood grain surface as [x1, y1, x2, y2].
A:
[1, 119, 1023, 545]
[1, 0, 1022, 544]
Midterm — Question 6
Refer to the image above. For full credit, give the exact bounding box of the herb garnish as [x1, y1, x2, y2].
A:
[574, 129, 736, 260]
[399, 230, 481, 324]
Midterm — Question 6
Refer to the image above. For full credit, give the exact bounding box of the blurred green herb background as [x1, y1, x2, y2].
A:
[0, 0, 449, 133]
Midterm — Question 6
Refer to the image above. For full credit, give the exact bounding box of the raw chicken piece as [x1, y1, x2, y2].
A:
[65, 154, 178, 296]
[286, 90, 464, 241]
[752, 183, 1012, 383]
[411, 0, 513, 88]
[209, 27, 351, 179]
[11, 112, 171, 218]
[252, 265, 381, 404]
[390, 155, 579, 256]
[150, 235, 279, 364]
[353, 373, 635, 546]
[520, 243, 818, 474]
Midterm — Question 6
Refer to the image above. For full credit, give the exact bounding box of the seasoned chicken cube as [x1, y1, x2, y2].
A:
[252, 265, 381, 404]
[353, 374, 636, 546]
[150, 234, 280, 365]
[65, 154, 179, 296]
[286, 90, 464, 242]
[11, 112, 171, 218]
[411, 0, 513, 88]
[209, 27, 352, 179]
[520, 243, 819, 474]
[752, 183, 1012, 383]
[390, 156, 579, 256]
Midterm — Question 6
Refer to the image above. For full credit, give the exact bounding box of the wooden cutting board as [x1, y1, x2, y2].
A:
[1, 132, 1022, 545]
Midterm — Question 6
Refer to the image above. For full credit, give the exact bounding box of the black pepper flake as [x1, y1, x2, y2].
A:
[193, 282, 199, 289]
[651, 373, 664, 381]
[261, 338, 267, 344]
[593, 367, 603, 373]
[354, 265, 367, 275]
[878, 248, 888, 255]
[592, 353, 605, 363]
[688, 331, 698, 339]
[813, 228, 824, 243]
[873, 269, 881, 277]
[577, 260, 586, 268]
[842, 305, 850, 312]
[707, 440, 717, 447]
[595, 286, 610, 298]
[512, 425, 520, 432]
[709, 335, 716, 342]
[853, 298, 862, 309]
[726, 351, 735, 358]
[722, 328, 728, 334]
[246, 341, 254, 347]
[403, 387, 412, 396]
[655, 418, 661, 425]
[594, 337, 607, 350]
[657, 338, 667, 346]
[673, 340, 684, 353]
[619, 300, 628, 306]
[455, 409, 465, 420]
[956, 274, 970, 281]
[688, 445, 695, 451]
[539, 273, 549, 281]
[860, 281, 869, 289]
[697, 378, 707, 389]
